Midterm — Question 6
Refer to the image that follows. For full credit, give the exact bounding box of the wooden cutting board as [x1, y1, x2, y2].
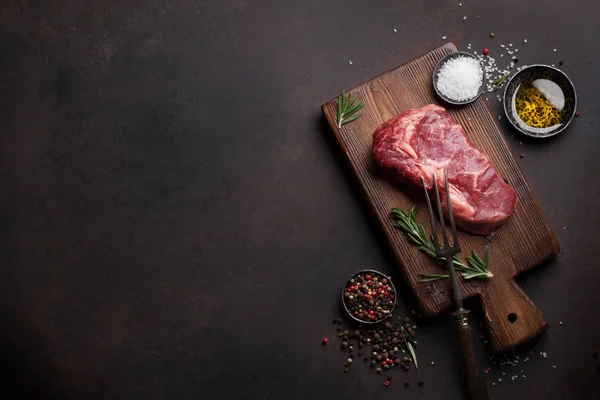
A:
[322, 42, 559, 353]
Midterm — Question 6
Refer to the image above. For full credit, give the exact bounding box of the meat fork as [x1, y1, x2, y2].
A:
[421, 172, 489, 400]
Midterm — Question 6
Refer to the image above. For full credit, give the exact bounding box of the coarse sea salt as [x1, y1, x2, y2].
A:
[436, 56, 483, 102]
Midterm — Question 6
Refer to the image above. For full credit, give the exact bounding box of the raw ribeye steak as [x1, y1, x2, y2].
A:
[373, 104, 517, 235]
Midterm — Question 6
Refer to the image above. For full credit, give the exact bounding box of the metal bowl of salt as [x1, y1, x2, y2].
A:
[433, 51, 485, 106]
[503, 64, 577, 138]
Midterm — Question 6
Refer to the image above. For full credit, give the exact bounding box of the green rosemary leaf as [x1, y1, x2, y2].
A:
[342, 112, 362, 125]
[419, 273, 450, 282]
[407, 341, 419, 369]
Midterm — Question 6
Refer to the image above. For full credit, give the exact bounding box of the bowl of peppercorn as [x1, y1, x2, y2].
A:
[342, 270, 397, 324]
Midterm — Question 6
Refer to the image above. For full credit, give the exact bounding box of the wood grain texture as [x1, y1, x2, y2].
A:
[321, 42, 559, 352]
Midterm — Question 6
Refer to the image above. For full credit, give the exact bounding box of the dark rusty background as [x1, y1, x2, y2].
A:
[1, 0, 599, 399]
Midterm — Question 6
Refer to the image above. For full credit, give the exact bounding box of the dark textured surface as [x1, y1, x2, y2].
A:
[0, 0, 599, 399]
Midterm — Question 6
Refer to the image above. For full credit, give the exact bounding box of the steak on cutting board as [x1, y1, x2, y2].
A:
[372, 104, 518, 235]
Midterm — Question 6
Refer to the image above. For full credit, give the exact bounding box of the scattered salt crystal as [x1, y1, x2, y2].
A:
[515, 48, 519, 52]
[501, 54, 504, 57]
[474, 51, 477, 54]
[442, 35, 447, 39]
[553, 365, 557, 368]
[509, 43, 513, 47]
[523, 39, 528, 43]
[492, 383, 496, 386]
[459, 2, 463, 6]
[431, 361, 435, 365]
[393, 28, 398, 33]
[501, 44, 505, 48]
[498, 115, 502, 120]
[498, 378, 502, 382]
[553, 48, 557, 52]
[559, 321, 563, 325]
[463, 16, 467, 21]
[349, 61, 353, 65]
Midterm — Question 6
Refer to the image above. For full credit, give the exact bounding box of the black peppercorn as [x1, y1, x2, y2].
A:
[593, 349, 599, 359]
[342, 341, 348, 348]
[405, 381, 410, 387]
[418, 380, 424, 386]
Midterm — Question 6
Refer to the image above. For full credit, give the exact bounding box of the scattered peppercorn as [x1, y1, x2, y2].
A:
[404, 381, 410, 387]
[576, 111, 580, 117]
[383, 380, 391, 387]
[559, 60, 563, 66]
[418, 380, 424, 386]
[344, 368, 349, 373]
[593, 349, 599, 358]
[342, 341, 348, 348]
[520, 154, 524, 158]
[483, 48, 489, 55]
[323, 338, 328, 345]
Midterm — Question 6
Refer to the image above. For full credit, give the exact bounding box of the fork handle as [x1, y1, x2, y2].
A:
[454, 310, 489, 400]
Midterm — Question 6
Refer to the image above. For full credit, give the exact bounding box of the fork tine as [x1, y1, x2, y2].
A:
[432, 174, 450, 248]
[444, 171, 461, 250]
[421, 177, 440, 254]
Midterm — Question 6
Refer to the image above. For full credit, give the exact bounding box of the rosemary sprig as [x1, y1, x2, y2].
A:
[337, 91, 364, 128]
[491, 72, 510, 90]
[389, 206, 494, 281]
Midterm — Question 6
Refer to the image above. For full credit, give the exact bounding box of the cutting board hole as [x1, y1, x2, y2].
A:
[507, 313, 518, 323]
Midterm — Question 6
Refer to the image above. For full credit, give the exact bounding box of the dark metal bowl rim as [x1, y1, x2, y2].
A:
[341, 269, 397, 325]
[502, 64, 577, 139]
[432, 51, 485, 106]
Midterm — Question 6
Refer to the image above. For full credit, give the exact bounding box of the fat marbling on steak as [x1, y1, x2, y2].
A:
[373, 104, 518, 235]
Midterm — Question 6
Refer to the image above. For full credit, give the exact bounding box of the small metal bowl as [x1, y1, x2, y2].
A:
[341, 269, 396, 324]
[432, 51, 485, 105]
[503, 64, 577, 138]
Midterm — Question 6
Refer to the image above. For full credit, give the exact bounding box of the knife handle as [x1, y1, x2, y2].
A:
[455, 310, 489, 400]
